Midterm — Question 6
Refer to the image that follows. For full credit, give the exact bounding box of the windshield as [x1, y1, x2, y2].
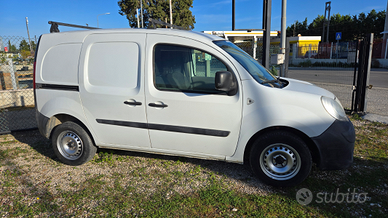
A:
[214, 40, 277, 85]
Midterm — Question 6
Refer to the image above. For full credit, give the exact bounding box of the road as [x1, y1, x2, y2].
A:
[288, 68, 388, 88]
[287, 67, 388, 116]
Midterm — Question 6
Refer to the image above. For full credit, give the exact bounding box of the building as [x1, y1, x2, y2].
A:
[203, 31, 321, 60]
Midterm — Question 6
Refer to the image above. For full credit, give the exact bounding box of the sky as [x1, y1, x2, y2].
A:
[0, 0, 387, 41]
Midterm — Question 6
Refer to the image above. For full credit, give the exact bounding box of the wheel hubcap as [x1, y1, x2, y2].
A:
[260, 143, 301, 181]
[273, 154, 287, 167]
[57, 131, 83, 160]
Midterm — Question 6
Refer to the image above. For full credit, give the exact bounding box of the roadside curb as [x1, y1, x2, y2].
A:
[289, 67, 388, 71]
[288, 67, 354, 71]
[362, 113, 388, 124]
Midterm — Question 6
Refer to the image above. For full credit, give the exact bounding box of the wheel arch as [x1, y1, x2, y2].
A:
[46, 114, 96, 146]
[243, 126, 320, 166]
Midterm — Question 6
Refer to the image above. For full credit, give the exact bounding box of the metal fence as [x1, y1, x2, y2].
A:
[291, 40, 388, 62]
[291, 41, 358, 60]
[235, 41, 282, 75]
[1, 36, 36, 133]
[235, 41, 280, 62]
[372, 39, 387, 59]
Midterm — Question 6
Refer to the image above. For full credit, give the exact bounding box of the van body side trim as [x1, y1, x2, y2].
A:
[35, 83, 79, 91]
[96, 119, 230, 137]
[96, 119, 148, 129]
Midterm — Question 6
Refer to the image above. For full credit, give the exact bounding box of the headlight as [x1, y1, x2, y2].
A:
[321, 96, 348, 121]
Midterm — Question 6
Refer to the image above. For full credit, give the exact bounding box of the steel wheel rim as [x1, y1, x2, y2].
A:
[57, 131, 83, 160]
[259, 143, 301, 181]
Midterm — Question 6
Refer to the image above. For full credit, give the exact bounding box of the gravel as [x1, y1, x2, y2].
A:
[0, 130, 273, 200]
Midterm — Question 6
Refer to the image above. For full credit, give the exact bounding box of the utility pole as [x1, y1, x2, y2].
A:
[232, 0, 235, 30]
[25, 17, 33, 53]
[137, 8, 140, 28]
[97, 13, 110, 28]
[293, 21, 296, 37]
[322, 1, 331, 42]
[382, 0, 388, 58]
[262, 0, 272, 68]
[279, 0, 287, 77]
[140, 0, 144, 28]
[169, 0, 173, 29]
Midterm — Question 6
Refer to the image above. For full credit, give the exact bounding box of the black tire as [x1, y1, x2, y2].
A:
[249, 131, 312, 187]
[51, 121, 97, 166]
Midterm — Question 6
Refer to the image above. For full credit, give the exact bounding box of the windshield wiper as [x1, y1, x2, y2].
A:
[260, 79, 278, 85]
[261, 77, 283, 88]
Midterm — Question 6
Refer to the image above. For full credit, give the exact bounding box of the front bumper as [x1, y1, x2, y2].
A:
[312, 119, 355, 170]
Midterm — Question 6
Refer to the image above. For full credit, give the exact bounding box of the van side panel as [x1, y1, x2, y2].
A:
[78, 33, 151, 148]
[35, 34, 88, 139]
[87, 42, 139, 89]
[35, 32, 87, 85]
[40, 44, 81, 85]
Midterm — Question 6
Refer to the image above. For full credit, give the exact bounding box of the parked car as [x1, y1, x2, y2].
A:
[34, 28, 355, 187]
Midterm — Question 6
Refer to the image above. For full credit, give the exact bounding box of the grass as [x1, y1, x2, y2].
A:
[0, 116, 387, 217]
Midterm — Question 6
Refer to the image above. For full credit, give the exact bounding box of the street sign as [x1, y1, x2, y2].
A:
[336, 32, 342, 40]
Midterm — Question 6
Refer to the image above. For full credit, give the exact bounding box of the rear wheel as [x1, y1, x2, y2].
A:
[51, 121, 97, 166]
[250, 131, 312, 187]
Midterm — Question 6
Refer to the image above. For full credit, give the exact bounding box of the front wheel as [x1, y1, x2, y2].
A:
[51, 121, 97, 166]
[250, 131, 312, 187]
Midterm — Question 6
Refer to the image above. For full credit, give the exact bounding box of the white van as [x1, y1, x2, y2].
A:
[34, 28, 355, 187]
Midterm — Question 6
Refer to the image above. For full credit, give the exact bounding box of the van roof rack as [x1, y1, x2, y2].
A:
[49, 21, 100, 33]
[148, 18, 188, 30]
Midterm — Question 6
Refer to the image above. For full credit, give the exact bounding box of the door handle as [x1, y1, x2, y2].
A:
[124, 101, 142, 106]
[148, 103, 168, 108]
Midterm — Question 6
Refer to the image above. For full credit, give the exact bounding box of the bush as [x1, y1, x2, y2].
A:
[270, 65, 278, 76]
[294, 60, 355, 68]
[299, 60, 312, 67]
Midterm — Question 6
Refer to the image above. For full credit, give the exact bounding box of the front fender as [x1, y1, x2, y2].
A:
[226, 80, 335, 163]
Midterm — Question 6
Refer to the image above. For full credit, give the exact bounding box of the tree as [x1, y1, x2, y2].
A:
[19, 39, 30, 51]
[7, 40, 17, 52]
[327, 13, 353, 41]
[31, 41, 37, 51]
[286, 9, 386, 41]
[20, 50, 31, 59]
[307, 15, 325, 35]
[19, 39, 37, 52]
[286, 18, 308, 37]
[118, 0, 196, 30]
[0, 52, 6, 64]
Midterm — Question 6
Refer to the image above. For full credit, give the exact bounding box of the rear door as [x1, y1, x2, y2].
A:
[144, 34, 243, 157]
[78, 33, 150, 148]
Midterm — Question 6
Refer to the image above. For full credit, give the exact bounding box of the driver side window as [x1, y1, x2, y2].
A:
[154, 44, 228, 94]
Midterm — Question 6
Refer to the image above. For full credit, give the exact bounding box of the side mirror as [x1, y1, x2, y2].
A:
[215, 71, 237, 95]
